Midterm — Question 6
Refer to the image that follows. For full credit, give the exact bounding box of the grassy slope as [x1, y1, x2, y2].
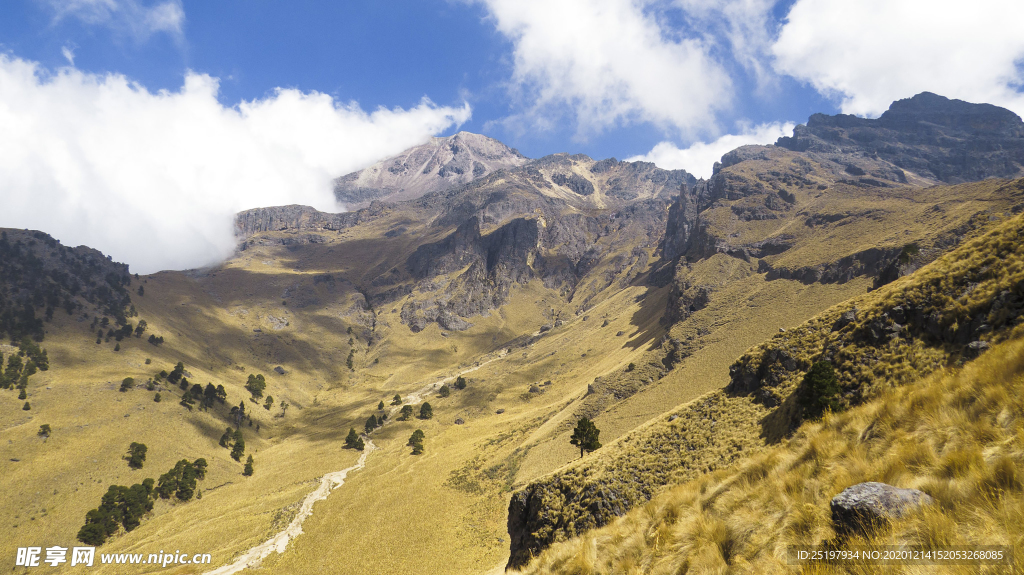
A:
[512, 205, 1024, 574]
[3, 176, 1021, 575]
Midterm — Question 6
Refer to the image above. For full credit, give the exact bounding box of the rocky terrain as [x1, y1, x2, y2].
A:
[333, 131, 529, 208]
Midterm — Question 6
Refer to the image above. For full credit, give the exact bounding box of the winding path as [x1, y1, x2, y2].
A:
[202, 348, 510, 574]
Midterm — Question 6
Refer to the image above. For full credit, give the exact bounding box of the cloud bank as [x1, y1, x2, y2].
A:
[473, 0, 732, 138]
[628, 122, 793, 179]
[0, 55, 470, 273]
[773, 0, 1024, 117]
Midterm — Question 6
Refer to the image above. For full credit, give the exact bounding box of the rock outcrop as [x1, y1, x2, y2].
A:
[831, 482, 933, 536]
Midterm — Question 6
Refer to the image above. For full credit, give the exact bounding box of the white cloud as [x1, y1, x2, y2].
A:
[473, 0, 732, 138]
[772, 0, 1024, 117]
[44, 0, 185, 42]
[627, 121, 794, 178]
[0, 55, 471, 273]
[61, 45, 76, 65]
[673, 0, 776, 84]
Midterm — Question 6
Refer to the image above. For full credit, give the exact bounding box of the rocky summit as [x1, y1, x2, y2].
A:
[333, 131, 530, 208]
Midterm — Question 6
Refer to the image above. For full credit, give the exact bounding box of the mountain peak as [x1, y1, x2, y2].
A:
[334, 131, 529, 208]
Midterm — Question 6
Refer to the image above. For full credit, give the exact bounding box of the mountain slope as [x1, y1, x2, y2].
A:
[511, 206, 1024, 574]
[4, 93, 1024, 575]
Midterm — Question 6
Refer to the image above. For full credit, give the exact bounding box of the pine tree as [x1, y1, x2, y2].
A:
[569, 417, 602, 458]
[391, 393, 402, 405]
[365, 414, 378, 433]
[22, 401, 30, 411]
[345, 427, 361, 449]
[419, 402, 433, 419]
[438, 384, 450, 398]
[243, 455, 254, 476]
[453, 376, 467, 390]
[378, 400, 385, 410]
[230, 430, 245, 461]
[800, 360, 843, 418]
[219, 427, 234, 448]
[400, 404, 414, 420]
[264, 395, 274, 410]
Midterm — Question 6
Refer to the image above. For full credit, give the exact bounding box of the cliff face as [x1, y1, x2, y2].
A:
[776, 92, 1024, 184]
[233, 202, 393, 244]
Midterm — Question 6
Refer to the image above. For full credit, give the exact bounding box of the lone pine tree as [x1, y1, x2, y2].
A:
[570, 417, 602, 458]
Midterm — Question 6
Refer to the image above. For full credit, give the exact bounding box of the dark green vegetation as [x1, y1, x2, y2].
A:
[569, 417, 602, 458]
[799, 360, 842, 418]
[78, 458, 206, 546]
[409, 429, 425, 455]
[126, 442, 147, 469]
[419, 402, 433, 420]
[344, 428, 365, 450]
[0, 230, 132, 343]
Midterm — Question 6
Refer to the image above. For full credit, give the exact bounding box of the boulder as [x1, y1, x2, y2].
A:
[273, 366, 285, 375]
[964, 340, 991, 359]
[831, 482, 933, 536]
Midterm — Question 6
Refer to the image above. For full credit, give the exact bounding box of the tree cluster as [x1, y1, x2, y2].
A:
[219, 427, 247, 461]
[77, 458, 206, 546]
[408, 430, 425, 455]
[126, 442, 147, 469]
[245, 373, 266, 400]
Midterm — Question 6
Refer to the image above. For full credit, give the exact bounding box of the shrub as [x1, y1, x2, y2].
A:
[439, 384, 450, 398]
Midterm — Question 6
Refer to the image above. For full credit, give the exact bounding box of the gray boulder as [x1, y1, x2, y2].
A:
[831, 482, 933, 536]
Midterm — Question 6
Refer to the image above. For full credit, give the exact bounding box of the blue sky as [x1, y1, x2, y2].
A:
[1, 0, 1022, 272]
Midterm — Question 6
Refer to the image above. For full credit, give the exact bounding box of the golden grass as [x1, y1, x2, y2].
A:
[513, 335, 1024, 575]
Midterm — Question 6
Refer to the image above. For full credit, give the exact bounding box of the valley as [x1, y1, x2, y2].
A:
[1, 93, 1023, 574]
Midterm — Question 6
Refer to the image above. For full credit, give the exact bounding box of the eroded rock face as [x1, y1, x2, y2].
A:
[831, 482, 933, 536]
[777, 92, 1024, 184]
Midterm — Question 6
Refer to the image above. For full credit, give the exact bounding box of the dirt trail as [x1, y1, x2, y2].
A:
[202, 440, 375, 575]
[203, 348, 510, 574]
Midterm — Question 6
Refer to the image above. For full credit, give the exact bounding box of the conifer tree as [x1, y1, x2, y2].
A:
[230, 430, 245, 461]
[243, 455, 254, 476]
[419, 402, 433, 419]
[378, 400, 385, 410]
[365, 414, 378, 433]
[569, 417, 602, 458]
[400, 404, 414, 420]
[345, 427, 361, 449]
[391, 393, 402, 405]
